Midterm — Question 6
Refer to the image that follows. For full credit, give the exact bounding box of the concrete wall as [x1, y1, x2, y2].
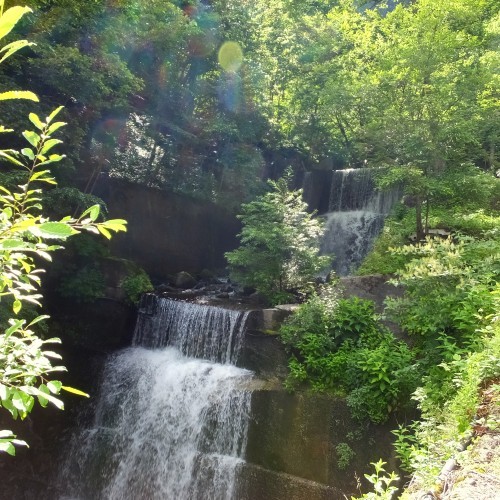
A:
[94, 177, 241, 280]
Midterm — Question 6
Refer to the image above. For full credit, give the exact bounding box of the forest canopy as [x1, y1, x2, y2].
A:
[0, 0, 496, 212]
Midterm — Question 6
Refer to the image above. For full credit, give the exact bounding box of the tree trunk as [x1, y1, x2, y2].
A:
[415, 196, 424, 241]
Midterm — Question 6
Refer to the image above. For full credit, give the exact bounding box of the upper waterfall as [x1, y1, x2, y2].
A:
[319, 168, 401, 275]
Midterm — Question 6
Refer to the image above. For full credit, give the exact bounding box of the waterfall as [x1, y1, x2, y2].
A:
[57, 297, 253, 500]
[133, 297, 249, 364]
[321, 168, 400, 275]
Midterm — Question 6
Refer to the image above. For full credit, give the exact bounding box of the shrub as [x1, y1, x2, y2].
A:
[280, 288, 417, 423]
[226, 175, 329, 305]
[122, 269, 153, 305]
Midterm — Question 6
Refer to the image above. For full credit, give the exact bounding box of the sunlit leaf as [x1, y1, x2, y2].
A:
[12, 299, 21, 314]
[0, 90, 38, 102]
[0, 6, 32, 40]
[47, 106, 64, 123]
[40, 139, 62, 155]
[80, 204, 100, 222]
[22, 130, 40, 147]
[29, 222, 77, 239]
[46, 121, 66, 135]
[62, 386, 90, 398]
[28, 113, 44, 130]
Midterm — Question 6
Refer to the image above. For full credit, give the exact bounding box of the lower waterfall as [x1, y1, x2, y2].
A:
[57, 297, 253, 500]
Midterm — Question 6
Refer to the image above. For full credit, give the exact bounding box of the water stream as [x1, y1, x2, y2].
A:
[321, 168, 401, 275]
[57, 297, 253, 500]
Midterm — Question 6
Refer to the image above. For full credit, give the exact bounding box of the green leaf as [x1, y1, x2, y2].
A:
[0, 39, 33, 64]
[36, 385, 49, 408]
[0, 441, 16, 456]
[22, 130, 40, 147]
[46, 121, 66, 135]
[12, 299, 21, 314]
[0, 6, 32, 40]
[29, 222, 77, 239]
[46, 381, 62, 394]
[101, 219, 127, 233]
[0, 385, 9, 401]
[47, 106, 64, 123]
[0, 239, 30, 250]
[0, 149, 24, 167]
[28, 113, 44, 131]
[80, 204, 100, 222]
[5, 319, 24, 337]
[2, 399, 18, 419]
[30, 169, 55, 183]
[97, 225, 112, 239]
[21, 147, 35, 160]
[27, 315, 50, 327]
[37, 154, 64, 166]
[40, 139, 62, 155]
[0, 90, 38, 102]
[62, 386, 90, 398]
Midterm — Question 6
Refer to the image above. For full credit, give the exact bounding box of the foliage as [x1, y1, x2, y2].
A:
[351, 460, 399, 500]
[385, 236, 499, 345]
[358, 170, 500, 276]
[121, 268, 153, 305]
[57, 264, 105, 303]
[0, 3, 126, 455]
[391, 423, 419, 473]
[336, 442, 355, 470]
[400, 313, 500, 492]
[280, 288, 417, 423]
[226, 175, 329, 305]
[366, 216, 500, 492]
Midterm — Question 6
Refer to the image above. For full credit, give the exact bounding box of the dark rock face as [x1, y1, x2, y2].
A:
[94, 177, 241, 280]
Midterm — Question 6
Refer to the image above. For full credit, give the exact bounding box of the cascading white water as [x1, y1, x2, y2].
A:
[321, 168, 401, 275]
[133, 297, 249, 364]
[57, 297, 253, 500]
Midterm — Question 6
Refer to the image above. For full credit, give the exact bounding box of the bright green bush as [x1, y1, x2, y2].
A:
[280, 287, 417, 423]
[385, 236, 499, 346]
[122, 269, 153, 305]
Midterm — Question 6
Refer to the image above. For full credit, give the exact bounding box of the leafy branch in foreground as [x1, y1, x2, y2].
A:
[0, 1, 126, 455]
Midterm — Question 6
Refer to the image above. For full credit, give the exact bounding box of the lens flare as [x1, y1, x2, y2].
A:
[218, 41, 243, 72]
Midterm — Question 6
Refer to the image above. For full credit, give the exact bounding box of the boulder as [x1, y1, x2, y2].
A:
[175, 271, 197, 289]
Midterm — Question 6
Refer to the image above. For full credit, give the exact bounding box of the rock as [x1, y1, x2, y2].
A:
[408, 228, 451, 242]
[156, 284, 177, 293]
[261, 308, 292, 331]
[247, 292, 267, 306]
[174, 271, 197, 289]
[243, 286, 256, 296]
[198, 268, 215, 281]
[216, 292, 230, 299]
[275, 304, 300, 313]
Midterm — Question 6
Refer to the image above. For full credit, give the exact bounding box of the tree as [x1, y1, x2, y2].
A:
[0, 1, 126, 455]
[225, 175, 329, 305]
[318, 0, 499, 238]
